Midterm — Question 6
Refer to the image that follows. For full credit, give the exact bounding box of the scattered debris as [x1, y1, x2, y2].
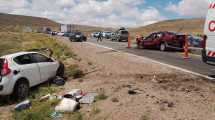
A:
[111, 97, 119, 103]
[152, 74, 158, 83]
[159, 100, 175, 109]
[128, 89, 138, 95]
[51, 111, 62, 119]
[167, 102, 174, 108]
[40, 94, 59, 102]
[79, 93, 98, 104]
[124, 84, 132, 88]
[14, 100, 31, 111]
[55, 98, 79, 112]
[63, 89, 83, 101]
[40, 94, 51, 101]
[52, 76, 65, 86]
[37, 89, 99, 114]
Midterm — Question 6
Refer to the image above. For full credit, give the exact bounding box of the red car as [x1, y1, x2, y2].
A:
[136, 32, 186, 51]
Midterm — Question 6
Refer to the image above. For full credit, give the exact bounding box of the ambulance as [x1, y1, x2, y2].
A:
[202, 2, 215, 63]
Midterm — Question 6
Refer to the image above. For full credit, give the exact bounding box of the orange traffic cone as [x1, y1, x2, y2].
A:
[127, 33, 131, 48]
[183, 35, 189, 59]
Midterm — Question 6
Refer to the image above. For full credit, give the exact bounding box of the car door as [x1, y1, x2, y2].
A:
[167, 33, 184, 48]
[144, 34, 155, 47]
[152, 33, 161, 45]
[13, 54, 41, 87]
[31, 53, 58, 83]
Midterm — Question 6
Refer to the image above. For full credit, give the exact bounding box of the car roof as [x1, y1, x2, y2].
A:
[0, 51, 38, 59]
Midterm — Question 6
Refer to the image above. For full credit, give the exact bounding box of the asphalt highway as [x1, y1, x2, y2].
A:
[87, 38, 215, 79]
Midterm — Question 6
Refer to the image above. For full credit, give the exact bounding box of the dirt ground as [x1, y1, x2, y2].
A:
[1, 37, 215, 120]
[60, 38, 215, 120]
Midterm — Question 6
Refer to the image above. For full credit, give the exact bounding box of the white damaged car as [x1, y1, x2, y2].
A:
[0, 52, 64, 100]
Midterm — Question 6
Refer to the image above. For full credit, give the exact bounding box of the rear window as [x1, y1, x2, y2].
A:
[0, 59, 4, 69]
[75, 32, 82, 35]
[14, 54, 33, 65]
[121, 31, 128, 34]
[32, 53, 53, 63]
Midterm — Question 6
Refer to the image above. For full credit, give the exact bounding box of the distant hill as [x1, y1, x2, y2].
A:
[0, 13, 60, 32]
[0, 13, 205, 37]
[129, 18, 205, 37]
[71, 24, 114, 36]
[0, 13, 114, 34]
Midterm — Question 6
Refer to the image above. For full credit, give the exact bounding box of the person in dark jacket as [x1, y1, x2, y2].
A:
[97, 32, 103, 42]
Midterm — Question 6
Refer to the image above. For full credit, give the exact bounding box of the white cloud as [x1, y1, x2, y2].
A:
[166, 0, 210, 17]
[0, 0, 166, 27]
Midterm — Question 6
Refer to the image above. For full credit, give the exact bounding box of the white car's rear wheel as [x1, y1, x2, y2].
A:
[13, 80, 29, 100]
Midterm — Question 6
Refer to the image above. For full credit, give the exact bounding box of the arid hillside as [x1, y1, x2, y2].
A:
[0, 13, 60, 31]
[129, 18, 205, 37]
[71, 24, 114, 36]
[0, 13, 113, 34]
[0, 13, 205, 37]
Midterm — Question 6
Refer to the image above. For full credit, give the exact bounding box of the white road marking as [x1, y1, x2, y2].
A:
[85, 42, 215, 80]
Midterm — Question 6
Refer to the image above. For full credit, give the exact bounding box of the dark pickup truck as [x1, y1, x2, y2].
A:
[111, 28, 129, 42]
[69, 32, 87, 42]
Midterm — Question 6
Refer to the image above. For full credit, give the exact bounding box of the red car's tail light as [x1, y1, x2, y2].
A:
[1, 59, 11, 76]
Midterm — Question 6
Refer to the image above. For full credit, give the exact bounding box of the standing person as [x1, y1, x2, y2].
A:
[97, 32, 103, 42]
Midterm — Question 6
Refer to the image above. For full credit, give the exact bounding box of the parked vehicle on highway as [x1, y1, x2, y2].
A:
[57, 32, 65, 36]
[202, 2, 215, 63]
[136, 31, 186, 51]
[51, 31, 58, 36]
[102, 31, 112, 39]
[91, 32, 100, 38]
[63, 32, 75, 37]
[111, 28, 129, 42]
[188, 35, 203, 48]
[0, 52, 64, 100]
[69, 32, 87, 42]
[60, 24, 72, 33]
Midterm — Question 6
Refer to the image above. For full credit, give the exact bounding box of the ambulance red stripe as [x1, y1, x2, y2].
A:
[207, 51, 215, 57]
[209, 3, 215, 9]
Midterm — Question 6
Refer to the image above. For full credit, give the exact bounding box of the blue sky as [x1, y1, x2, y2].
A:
[0, 0, 211, 27]
[142, 0, 179, 18]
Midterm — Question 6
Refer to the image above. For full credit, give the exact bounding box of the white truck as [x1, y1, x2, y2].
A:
[60, 24, 72, 33]
[202, 2, 215, 63]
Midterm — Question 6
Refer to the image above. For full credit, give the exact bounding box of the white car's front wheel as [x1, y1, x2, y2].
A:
[56, 61, 65, 78]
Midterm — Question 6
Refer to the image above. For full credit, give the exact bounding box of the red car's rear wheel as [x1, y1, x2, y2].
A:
[160, 43, 166, 51]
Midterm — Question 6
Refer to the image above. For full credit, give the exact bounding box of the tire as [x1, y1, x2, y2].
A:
[160, 43, 166, 51]
[138, 42, 144, 49]
[137, 42, 141, 49]
[13, 79, 29, 101]
[56, 61, 65, 78]
[202, 50, 207, 63]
